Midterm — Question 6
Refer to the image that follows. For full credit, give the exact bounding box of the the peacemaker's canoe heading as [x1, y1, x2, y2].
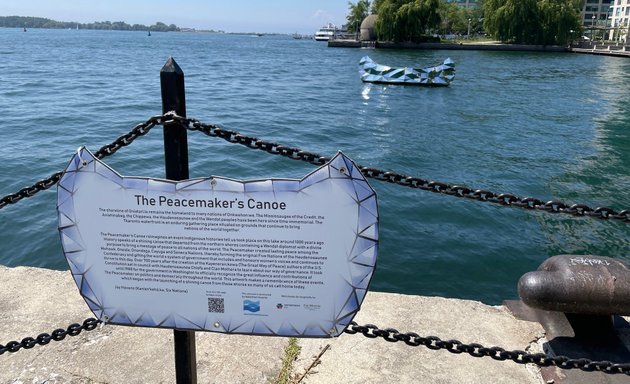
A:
[359, 56, 455, 86]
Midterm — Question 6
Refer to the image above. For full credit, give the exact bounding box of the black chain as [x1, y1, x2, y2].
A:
[92, 114, 163, 159]
[0, 318, 101, 355]
[0, 113, 627, 222]
[0, 115, 163, 210]
[344, 322, 630, 375]
[180, 115, 629, 223]
[0, 114, 627, 375]
[4, 318, 629, 376]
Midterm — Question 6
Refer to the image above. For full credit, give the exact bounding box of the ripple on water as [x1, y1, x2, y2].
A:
[0, 30, 628, 304]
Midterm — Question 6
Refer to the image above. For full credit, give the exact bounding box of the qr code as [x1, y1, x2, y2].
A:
[207, 297, 225, 313]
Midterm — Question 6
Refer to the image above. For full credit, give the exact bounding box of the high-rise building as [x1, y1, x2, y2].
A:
[582, 0, 613, 26]
[608, 0, 629, 42]
[581, 0, 614, 41]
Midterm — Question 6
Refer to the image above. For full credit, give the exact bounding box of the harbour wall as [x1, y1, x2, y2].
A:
[330, 39, 630, 57]
[329, 40, 568, 52]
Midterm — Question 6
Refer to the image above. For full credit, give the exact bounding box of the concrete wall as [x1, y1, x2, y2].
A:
[0, 265, 547, 383]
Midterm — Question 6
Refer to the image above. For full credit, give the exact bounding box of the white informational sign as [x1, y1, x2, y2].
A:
[57, 147, 378, 337]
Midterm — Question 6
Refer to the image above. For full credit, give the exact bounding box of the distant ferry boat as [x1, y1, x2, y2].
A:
[314, 23, 338, 41]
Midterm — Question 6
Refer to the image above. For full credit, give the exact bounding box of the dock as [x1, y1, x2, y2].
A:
[328, 40, 567, 52]
[329, 39, 630, 58]
[570, 43, 630, 58]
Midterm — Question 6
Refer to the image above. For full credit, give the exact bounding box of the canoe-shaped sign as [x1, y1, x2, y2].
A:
[57, 147, 378, 337]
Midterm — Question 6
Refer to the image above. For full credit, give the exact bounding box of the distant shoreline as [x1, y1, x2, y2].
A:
[0, 15, 179, 32]
[2, 25, 294, 37]
[0, 16, 292, 35]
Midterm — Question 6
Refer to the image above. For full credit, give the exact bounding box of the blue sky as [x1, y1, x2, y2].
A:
[1, 0, 350, 34]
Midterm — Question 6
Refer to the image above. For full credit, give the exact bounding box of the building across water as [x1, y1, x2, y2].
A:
[608, 0, 629, 42]
[578, 0, 627, 43]
[447, 0, 478, 7]
[448, 0, 627, 43]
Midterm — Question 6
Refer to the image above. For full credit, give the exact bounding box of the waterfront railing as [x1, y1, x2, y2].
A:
[1, 58, 629, 383]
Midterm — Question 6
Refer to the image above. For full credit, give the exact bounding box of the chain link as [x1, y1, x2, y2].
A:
[0, 318, 101, 355]
[183, 115, 629, 223]
[0, 114, 627, 375]
[0, 172, 62, 210]
[0, 115, 163, 210]
[92, 114, 163, 159]
[4, 317, 629, 377]
[0, 113, 627, 222]
[344, 321, 630, 375]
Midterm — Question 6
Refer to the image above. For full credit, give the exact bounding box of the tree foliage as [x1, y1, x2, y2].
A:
[373, 0, 442, 42]
[346, 0, 371, 33]
[438, 0, 484, 37]
[483, 0, 582, 45]
[0, 16, 179, 32]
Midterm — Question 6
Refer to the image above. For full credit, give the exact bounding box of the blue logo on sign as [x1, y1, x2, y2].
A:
[243, 300, 260, 313]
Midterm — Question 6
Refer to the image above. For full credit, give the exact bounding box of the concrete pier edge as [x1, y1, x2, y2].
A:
[9, 265, 630, 383]
[328, 40, 630, 58]
[2, 265, 548, 383]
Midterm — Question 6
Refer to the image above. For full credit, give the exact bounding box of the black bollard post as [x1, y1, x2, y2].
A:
[161, 57, 189, 180]
[160, 57, 197, 384]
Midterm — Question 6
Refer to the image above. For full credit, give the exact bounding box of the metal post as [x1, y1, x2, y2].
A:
[467, 18, 471, 40]
[160, 57, 197, 384]
[161, 57, 189, 180]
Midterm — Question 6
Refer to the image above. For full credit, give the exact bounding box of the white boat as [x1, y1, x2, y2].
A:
[314, 23, 337, 41]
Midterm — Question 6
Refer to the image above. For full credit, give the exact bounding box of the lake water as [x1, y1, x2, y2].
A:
[0, 28, 628, 305]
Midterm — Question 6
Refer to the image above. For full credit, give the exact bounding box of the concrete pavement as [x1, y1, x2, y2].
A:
[1, 265, 549, 383]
